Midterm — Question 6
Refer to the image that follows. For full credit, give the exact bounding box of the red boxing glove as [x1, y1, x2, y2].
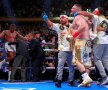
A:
[72, 31, 79, 38]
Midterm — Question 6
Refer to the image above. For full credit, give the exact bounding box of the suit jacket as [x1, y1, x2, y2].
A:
[29, 38, 44, 60]
[8, 39, 30, 59]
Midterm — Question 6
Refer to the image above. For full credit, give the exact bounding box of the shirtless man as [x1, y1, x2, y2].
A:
[74, 7, 108, 85]
[68, 4, 93, 87]
[0, 24, 27, 58]
[0, 24, 27, 81]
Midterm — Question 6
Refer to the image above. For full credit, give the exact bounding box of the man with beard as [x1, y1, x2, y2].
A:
[29, 31, 44, 82]
[74, 7, 108, 85]
[42, 14, 75, 88]
[68, 4, 93, 87]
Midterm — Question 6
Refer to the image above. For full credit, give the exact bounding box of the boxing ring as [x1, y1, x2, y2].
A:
[0, 80, 108, 90]
[0, 49, 108, 90]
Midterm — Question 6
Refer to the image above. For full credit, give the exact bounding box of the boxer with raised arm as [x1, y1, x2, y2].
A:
[69, 4, 93, 87]
[74, 7, 108, 85]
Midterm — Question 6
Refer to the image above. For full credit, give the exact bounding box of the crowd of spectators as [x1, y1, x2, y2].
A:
[0, 0, 108, 18]
[0, 0, 44, 17]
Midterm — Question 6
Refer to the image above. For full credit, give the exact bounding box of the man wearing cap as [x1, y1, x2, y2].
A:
[42, 14, 75, 87]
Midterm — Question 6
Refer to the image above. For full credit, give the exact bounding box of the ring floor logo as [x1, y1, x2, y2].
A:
[0, 87, 36, 90]
[105, 85, 108, 88]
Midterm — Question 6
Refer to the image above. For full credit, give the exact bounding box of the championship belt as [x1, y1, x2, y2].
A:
[59, 25, 64, 30]
[102, 20, 108, 34]
[67, 24, 75, 51]
[100, 20, 108, 34]
[100, 20, 107, 29]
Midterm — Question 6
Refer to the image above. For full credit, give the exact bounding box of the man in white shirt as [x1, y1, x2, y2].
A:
[42, 14, 75, 88]
[92, 7, 108, 85]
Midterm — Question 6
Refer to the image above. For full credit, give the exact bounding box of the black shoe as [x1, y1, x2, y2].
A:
[77, 78, 83, 83]
[9, 79, 15, 83]
[53, 78, 58, 82]
[55, 80, 61, 88]
[68, 80, 76, 86]
[97, 78, 102, 85]
[100, 76, 108, 85]
[21, 79, 26, 82]
[32, 79, 40, 82]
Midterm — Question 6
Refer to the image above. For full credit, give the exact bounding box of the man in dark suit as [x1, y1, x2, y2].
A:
[29, 31, 44, 82]
[10, 39, 30, 82]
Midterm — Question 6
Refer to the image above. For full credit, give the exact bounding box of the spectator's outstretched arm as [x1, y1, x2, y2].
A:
[42, 14, 53, 29]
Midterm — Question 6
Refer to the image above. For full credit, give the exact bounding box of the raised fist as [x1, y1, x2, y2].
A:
[42, 13, 48, 21]
[74, 12, 78, 17]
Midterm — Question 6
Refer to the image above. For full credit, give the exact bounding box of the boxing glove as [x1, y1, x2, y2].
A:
[74, 12, 78, 17]
[42, 13, 48, 21]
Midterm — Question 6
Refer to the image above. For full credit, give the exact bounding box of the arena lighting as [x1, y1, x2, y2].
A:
[2, 0, 16, 22]
[44, 0, 52, 16]
[0, 17, 74, 22]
